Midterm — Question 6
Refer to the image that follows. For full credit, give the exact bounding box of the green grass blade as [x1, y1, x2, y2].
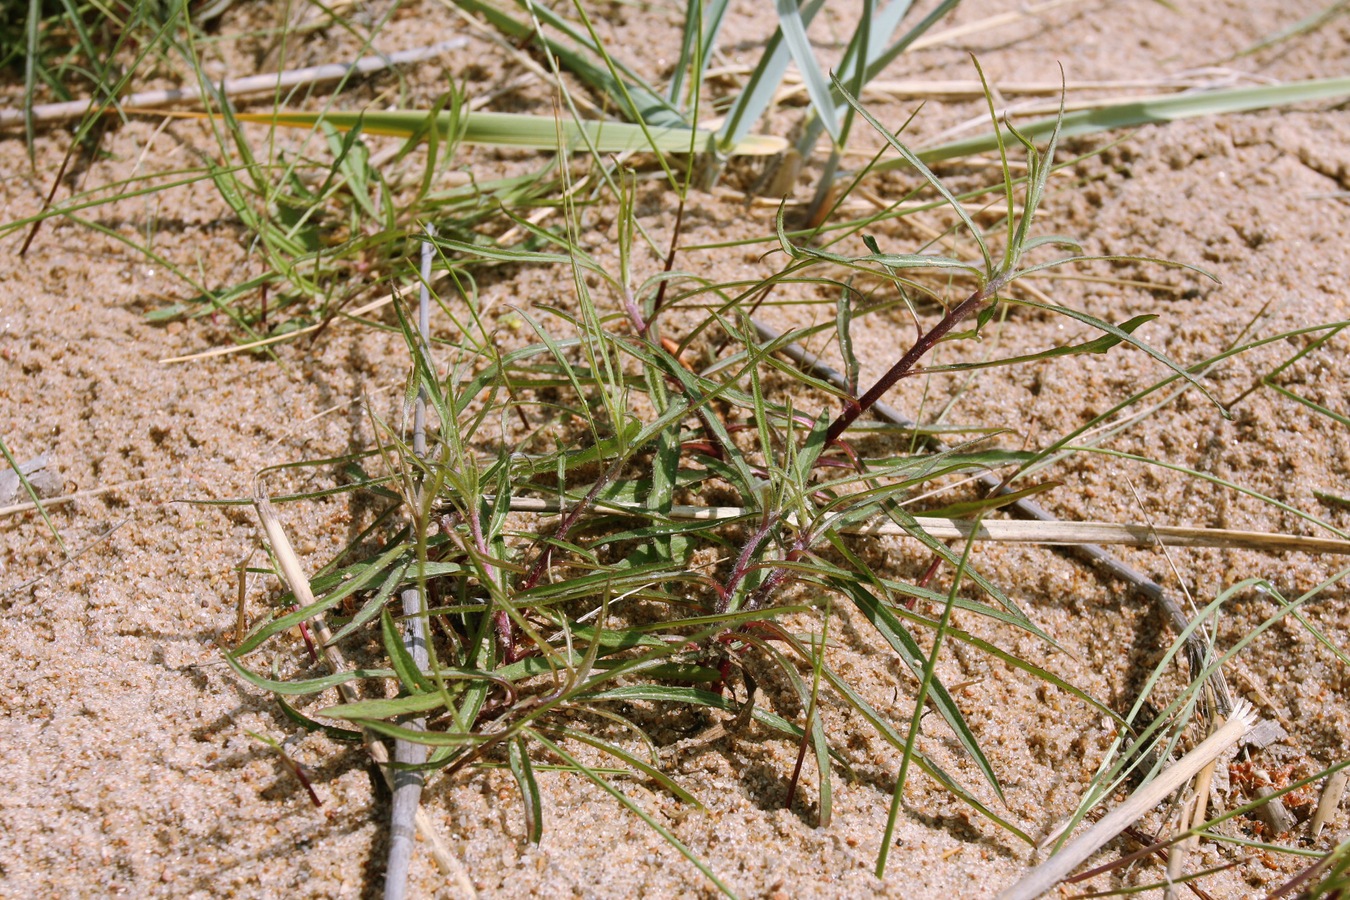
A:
[1010, 298, 1228, 415]
[716, 0, 827, 147]
[0, 434, 64, 551]
[858, 0, 960, 86]
[583, 685, 811, 743]
[668, 0, 732, 109]
[775, 0, 839, 142]
[793, 0, 960, 154]
[225, 109, 783, 155]
[508, 736, 544, 842]
[906, 77, 1350, 167]
[558, 728, 703, 807]
[452, 0, 684, 127]
[1264, 379, 1350, 427]
[1235, 1, 1349, 57]
[526, 729, 740, 898]
[22, 0, 40, 153]
[839, 578, 1004, 803]
[920, 314, 1158, 374]
[834, 76, 993, 273]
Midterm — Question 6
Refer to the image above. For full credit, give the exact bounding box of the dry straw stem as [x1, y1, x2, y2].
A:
[384, 228, 437, 900]
[0, 478, 161, 517]
[773, 72, 1256, 105]
[0, 41, 468, 128]
[159, 289, 412, 364]
[1166, 718, 1224, 898]
[904, 0, 1078, 52]
[494, 497, 1350, 555]
[995, 702, 1258, 900]
[252, 484, 476, 900]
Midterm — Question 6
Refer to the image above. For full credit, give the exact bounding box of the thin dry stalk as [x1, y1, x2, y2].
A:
[385, 225, 437, 900]
[996, 703, 1256, 900]
[491, 498, 1350, 555]
[160, 290, 411, 364]
[0, 478, 160, 516]
[1166, 717, 1221, 900]
[1, 41, 467, 128]
[907, 0, 1079, 51]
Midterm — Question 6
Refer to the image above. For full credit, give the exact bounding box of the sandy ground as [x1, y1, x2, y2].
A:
[1, 0, 1348, 897]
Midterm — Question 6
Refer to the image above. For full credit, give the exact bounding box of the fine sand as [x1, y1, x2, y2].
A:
[1, 0, 1348, 897]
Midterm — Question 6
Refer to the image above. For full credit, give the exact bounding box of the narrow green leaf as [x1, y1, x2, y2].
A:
[833, 75, 993, 273]
[383, 607, 434, 694]
[717, 0, 827, 147]
[225, 109, 784, 156]
[775, 0, 839, 142]
[839, 579, 1004, 802]
[1264, 379, 1350, 427]
[906, 77, 1350, 168]
[919, 481, 1060, 520]
[922, 315, 1158, 374]
[836, 291, 860, 395]
[1014, 299, 1228, 415]
[751, 636, 834, 826]
[583, 685, 812, 744]
[328, 557, 412, 644]
[275, 696, 365, 742]
[559, 728, 703, 807]
[235, 540, 410, 656]
[508, 736, 544, 843]
[320, 692, 453, 721]
[526, 730, 739, 897]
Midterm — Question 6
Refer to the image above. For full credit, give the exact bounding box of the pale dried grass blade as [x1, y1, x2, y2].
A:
[1311, 771, 1348, 838]
[159, 292, 401, 364]
[908, 0, 1078, 51]
[0, 478, 159, 517]
[846, 517, 1350, 555]
[996, 702, 1257, 900]
[777, 72, 1253, 105]
[0, 41, 468, 128]
[496, 497, 1350, 555]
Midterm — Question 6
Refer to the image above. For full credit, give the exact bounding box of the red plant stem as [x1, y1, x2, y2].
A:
[718, 519, 781, 613]
[823, 283, 995, 446]
[728, 279, 999, 616]
[517, 458, 621, 595]
[466, 504, 517, 662]
[742, 537, 809, 612]
[641, 195, 687, 335]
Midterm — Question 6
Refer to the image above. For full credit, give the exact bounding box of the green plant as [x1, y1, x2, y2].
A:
[6, 2, 1349, 897]
[224, 52, 1319, 894]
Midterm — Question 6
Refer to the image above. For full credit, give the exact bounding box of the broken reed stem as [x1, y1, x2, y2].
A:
[0, 40, 468, 128]
[996, 703, 1256, 900]
[384, 226, 438, 900]
[485, 497, 1350, 555]
[824, 285, 993, 444]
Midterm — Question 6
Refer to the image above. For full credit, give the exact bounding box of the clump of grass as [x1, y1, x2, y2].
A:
[6, 2, 1350, 897]
[226, 53, 1342, 894]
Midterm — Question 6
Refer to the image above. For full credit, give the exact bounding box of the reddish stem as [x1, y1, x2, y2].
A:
[823, 283, 996, 445]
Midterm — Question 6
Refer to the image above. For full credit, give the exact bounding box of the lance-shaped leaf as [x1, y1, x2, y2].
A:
[906, 76, 1350, 168]
[223, 109, 786, 156]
